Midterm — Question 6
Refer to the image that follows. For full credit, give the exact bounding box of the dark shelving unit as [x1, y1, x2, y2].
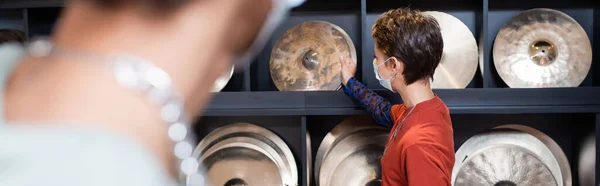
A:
[1, 0, 599, 185]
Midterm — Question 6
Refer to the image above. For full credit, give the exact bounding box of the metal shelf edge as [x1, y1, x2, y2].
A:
[202, 88, 600, 115]
[202, 106, 600, 116]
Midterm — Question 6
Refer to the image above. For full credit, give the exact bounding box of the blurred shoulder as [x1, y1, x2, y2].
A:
[0, 124, 178, 186]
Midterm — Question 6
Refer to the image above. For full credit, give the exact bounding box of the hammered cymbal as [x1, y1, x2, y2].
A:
[192, 123, 298, 186]
[315, 116, 387, 186]
[455, 145, 557, 186]
[270, 21, 357, 91]
[211, 65, 234, 92]
[422, 11, 478, 89]
[493, 8, 592, 88]
[452, 125, 571, 186]
[495, 124, 571, 185]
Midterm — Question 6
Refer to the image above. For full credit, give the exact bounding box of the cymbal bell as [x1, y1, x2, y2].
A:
[422, 11, 478, 89]
[269, 21, 357, 91]
[493, 8, 592, 88]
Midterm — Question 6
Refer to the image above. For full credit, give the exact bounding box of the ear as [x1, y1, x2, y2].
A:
[391, 57, 404, 73]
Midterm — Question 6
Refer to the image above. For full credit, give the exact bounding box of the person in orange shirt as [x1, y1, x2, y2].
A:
[340, 8, 455, 185]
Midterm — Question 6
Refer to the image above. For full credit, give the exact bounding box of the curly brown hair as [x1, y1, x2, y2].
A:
[372, 8, 443, 85]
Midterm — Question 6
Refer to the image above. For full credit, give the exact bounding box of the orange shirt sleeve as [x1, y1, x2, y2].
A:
[404, 144, 451, 186]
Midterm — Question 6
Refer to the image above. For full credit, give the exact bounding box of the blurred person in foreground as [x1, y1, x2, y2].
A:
[0, 0, 303, 185]
[340, 8, 455, 186]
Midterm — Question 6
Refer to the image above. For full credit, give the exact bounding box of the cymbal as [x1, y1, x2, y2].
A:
[422, 11, 478, 89]
[493, 8, 592, 88]
[452, 124, 571, 186]
[211, 65, 234, 92]
[455, 146, 558, 186]
[315, 116, 387, 186]
[192, 123, 298, 186]
[270, 21, 357, 91]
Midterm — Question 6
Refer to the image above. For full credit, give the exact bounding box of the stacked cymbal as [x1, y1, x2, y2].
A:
[492, 8, 592, 88]
[453, 124, 571, 186]
[314, 116, 388, 186]
[191, 123, 298, 186]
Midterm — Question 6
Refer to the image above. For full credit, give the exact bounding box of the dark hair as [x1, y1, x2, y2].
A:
[371, 8, 443, 85]
[0, 29, 25, 44]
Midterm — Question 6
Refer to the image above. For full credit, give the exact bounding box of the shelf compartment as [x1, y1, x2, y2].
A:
[305, 115, 385, 186]
[251, 12, 362, 91]
[451, 113, 596, 186]
[484, 6, 596, 88]
[193, 115, 305, 186]
[27, 7, 61, 38]
[0, 9, 26, 32]
[292, 0, 361, 13]
[218, 70, 247, 92]
[363, 9, 483, 89]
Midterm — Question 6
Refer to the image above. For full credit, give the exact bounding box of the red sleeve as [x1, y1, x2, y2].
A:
[404, 144, 451, 186]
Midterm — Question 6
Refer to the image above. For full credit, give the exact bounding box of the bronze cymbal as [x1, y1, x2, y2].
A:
[315, 116, 387, 186]
[422, 11, 478, 89]
[270, 21, 357, 91]
[452, 124, 571, 186]
[211, 65, 234, 92]
[192, 123, 298, 186]
[493, 8, 592, 88]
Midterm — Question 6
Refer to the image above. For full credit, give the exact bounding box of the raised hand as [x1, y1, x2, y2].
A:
[340, 56, 356, 86]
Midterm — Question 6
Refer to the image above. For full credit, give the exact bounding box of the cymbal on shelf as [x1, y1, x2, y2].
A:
[493, 8, 592, 88]
[422, 11, 479, 89]
[269, 21, 357, 91]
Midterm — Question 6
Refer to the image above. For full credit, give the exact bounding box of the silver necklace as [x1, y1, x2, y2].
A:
[25, 38, 203, 186]
[383, 105, 416, 155]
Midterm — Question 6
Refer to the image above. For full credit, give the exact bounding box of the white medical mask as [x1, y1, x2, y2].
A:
[373, 57, 397, 92]
[233, 0, 305, 68]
